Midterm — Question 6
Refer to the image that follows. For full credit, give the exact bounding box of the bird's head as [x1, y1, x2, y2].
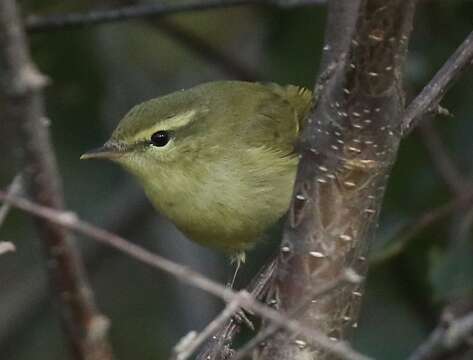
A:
[81, 85, 221, 182]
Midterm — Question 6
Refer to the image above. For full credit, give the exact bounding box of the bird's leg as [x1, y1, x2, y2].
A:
[226, 252, 255, 330]
[227, 260, 239, 289]
[227, 251, 245, 288]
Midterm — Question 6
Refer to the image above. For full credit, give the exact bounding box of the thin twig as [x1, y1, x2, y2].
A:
[0, 174, 22, 228]
[171, 297, 242, 360]
[408, 311, 473, 360]
[0, 191, 370, 360]
[402, 30, 473, 134]
[25, 0, 325, 33]
[233, 269, 361, 360]
[0, 185, 152, 349]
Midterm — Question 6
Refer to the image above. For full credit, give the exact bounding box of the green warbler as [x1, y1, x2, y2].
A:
[81, 81, 312, 262]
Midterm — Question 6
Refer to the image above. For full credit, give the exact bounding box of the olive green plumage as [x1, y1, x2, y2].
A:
[82, 81, 313, 255]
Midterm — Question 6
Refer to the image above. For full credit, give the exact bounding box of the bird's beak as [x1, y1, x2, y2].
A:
[80, 142, 124, 160]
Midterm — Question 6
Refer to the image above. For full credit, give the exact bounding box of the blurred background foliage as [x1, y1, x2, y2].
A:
[1, 1, 473, 359]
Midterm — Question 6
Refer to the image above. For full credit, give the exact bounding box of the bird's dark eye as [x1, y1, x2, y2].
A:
[150, 130, 170, 147]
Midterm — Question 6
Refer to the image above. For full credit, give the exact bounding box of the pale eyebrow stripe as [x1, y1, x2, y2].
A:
[130, 110, 197, 142]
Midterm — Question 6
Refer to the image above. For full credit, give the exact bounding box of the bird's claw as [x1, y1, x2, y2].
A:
[232, 308, 255, 331]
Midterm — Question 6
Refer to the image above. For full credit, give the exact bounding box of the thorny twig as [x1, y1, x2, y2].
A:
[25, 0, 325, 33]
[402, 30, 473, 134]
[0, 191, 370, 360]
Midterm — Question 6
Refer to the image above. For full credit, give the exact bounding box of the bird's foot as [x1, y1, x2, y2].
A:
[232, 307, 255, 331]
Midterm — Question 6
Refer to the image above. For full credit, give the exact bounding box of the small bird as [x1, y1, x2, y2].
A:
[81, 81, 312, 268]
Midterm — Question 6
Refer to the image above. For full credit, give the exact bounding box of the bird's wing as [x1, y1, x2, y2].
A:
[243, 83, 313, 156]
[268, 83, 313, 130]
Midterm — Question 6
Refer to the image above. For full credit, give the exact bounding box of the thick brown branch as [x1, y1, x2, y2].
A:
[25, 0, 325, 33]
[0, 1, 114, 360]
[261, 1, 418, 359]
[402, 30, 473, 134]
[0, 191, 370, 360]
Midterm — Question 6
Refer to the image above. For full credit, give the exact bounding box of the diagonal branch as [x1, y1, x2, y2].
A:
[402, 30, 473, 135]
[0, 185, 152, 350]
[171, 297, 242, 360]
[0, 191, 370, 360]
[0, 1, 114, 359]
[25, 0, 325, 33]
[195, 259, 277, 360]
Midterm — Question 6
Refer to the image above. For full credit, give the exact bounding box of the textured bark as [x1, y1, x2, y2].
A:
[0, 1, 114, 359]
[258, 1, 418, 359]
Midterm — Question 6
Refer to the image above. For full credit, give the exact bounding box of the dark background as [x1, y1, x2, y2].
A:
[1, 1, 473, 359]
